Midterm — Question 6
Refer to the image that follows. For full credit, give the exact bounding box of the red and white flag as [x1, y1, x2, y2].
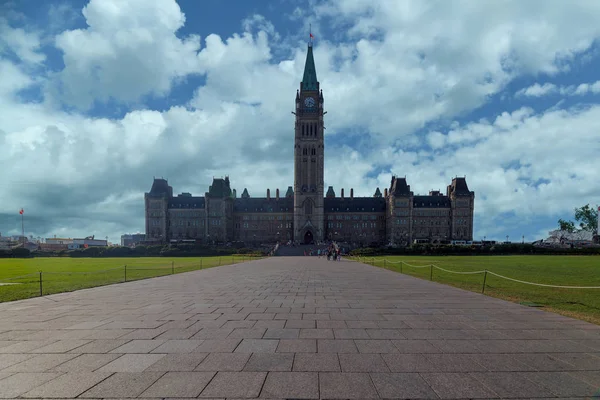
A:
[310, 33, 314, 39]
[19, 208, 24, 215]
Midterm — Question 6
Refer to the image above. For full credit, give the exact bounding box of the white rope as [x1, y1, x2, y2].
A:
[433, 265, 486, 275]
[402, 262, 432, 269]
[486, 271, 600, 289]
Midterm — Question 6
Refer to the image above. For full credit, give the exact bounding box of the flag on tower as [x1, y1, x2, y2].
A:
[19, 208, 23, 215]
[310, 32, 314, 39]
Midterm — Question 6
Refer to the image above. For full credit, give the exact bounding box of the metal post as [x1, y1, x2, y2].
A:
[384, 259, 387, 269]
[430, 265, 433, 281]
[482, 270, 488, 294]
[200, 258, 203, 269]
[400, 261, 403, 274]
[171, 261, 174, 274]
[39, 271, 42, 296]
[124, 265, 127, 282]
[232, 255, 234, 264]
[219, 257, 221, 266]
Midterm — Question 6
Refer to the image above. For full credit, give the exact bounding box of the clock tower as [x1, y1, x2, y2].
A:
[293, 42, 325, 244]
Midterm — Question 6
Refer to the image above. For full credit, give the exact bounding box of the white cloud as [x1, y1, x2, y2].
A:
[51, 0, 202, 110]
[517, 80, 600, 97]
[516, 83, 558, 97]
[0, 18, 46, 64]
[2, 0, 600, 242]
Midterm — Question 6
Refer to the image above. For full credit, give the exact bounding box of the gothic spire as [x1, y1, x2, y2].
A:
[301, 43, 318, 91]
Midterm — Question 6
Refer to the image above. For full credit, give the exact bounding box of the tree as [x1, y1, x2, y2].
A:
[558, 204, 598, 233]
[558, 219, 575, 232]
[574, 204, 598, 232]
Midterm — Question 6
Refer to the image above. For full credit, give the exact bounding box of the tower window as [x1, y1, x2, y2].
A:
[305, 200, 312, 215]
[311, 148, 316, 156]
[303, 148, 308, 156]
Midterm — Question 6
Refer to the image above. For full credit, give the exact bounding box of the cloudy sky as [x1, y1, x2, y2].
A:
[1, 0, 600, 244]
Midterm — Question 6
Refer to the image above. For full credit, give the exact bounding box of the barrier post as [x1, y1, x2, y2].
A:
[200, 258, 203, 269]
[232, 255, 235, 264]
[482, 270, 488, 294]
[430, 265, 433, 281]
[219, 257, 221, 266]
[39, 271, 42, 296]
[384, 259, 387, 269]
[124, 265, 127, 282]
[400, 261, 403, 274]
[171, 261, 174, 274]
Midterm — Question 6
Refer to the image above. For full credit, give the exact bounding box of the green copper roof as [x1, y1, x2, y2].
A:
[302, 44, 318, 91]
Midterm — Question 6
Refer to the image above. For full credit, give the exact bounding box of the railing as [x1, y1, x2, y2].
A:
[352, 256, 600, 293]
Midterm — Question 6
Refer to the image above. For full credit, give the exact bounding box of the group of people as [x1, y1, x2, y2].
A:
[302, 244, 342, 261]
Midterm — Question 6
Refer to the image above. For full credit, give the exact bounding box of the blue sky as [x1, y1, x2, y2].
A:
[1, 0, 599, 243]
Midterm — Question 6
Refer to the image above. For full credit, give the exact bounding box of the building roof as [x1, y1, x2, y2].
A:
[208, 178, 232, 198]
[413, 195, 451, 208]
[450, 177, 471, 195]
[326, 186, 335, 198]
[302, 43, 318, 91]
[285, 186, 294, 197]
[169, 196, 205, 209]
[234, 197, 294, 212]
[148, 178, 171, 196]
[390, 176, 412, 196]
[324, 197, 386, 212]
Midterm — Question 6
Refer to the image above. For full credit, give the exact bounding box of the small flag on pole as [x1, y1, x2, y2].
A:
[310, 33, 314, 39]
[19, 208, 23, 215]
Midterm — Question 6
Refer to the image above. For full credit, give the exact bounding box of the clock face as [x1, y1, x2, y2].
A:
[304, 97, 315, 108]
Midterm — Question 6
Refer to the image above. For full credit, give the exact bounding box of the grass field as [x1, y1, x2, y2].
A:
[0, 255, 255, 303]
[357, 255, 600, 325]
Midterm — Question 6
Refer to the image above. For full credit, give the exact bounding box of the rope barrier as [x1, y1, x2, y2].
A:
[432, 265, 486, 275]
[356, 257, 600, 289]
[485, 271, 600, 289]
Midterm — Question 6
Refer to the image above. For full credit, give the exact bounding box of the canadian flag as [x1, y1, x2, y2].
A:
[19, 208, 24, 215]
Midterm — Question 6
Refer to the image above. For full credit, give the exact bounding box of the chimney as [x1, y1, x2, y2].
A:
[267, 189, 270, 200]
[350, 188, 354, 198]
[276, 188, 280, 200]
[384, 188, 388, 197]
[341, 188, 344, 198]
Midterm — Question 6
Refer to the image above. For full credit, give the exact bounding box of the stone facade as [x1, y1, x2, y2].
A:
[144, 43, 475, 246]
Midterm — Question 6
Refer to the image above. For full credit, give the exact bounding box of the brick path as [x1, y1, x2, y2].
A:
[0, 257, 599, 399]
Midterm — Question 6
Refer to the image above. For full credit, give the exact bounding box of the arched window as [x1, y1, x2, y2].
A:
[302, 124, 305, 136]
[305, 200, 312, 215]
[311, 148, 316, 156]
[303, 148, 308, 156]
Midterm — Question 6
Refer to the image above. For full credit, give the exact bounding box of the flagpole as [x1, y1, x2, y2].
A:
[21, 210, 24, 247]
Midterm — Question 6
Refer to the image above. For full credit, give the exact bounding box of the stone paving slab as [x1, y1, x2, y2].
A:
[0, 256, 599, 398]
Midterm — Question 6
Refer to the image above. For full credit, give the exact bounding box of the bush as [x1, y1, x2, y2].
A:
[10, 247, 32, 258]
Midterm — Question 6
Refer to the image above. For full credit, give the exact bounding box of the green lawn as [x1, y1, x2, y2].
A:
[357, 255, 600, 325]
[0, 255, 256, 303]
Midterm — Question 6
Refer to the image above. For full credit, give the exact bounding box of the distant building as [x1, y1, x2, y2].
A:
[144, 43, 475, 246]
[121, 233, 146, 247]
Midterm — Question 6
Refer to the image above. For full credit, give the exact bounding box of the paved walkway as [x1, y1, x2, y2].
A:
[0, 257, 599, 399]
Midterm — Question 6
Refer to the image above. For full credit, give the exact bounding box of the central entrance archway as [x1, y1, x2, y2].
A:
[303, 230, 313, 245]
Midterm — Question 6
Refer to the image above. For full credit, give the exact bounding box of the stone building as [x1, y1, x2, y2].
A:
[144, 42, 475, 246]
